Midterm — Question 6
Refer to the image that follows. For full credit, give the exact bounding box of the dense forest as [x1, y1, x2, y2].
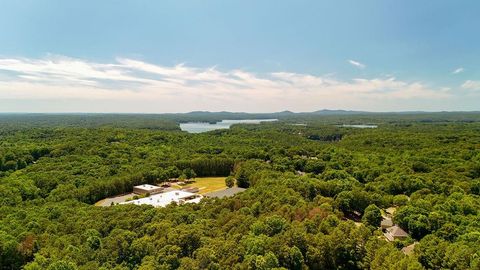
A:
[1, 113, 479, 269]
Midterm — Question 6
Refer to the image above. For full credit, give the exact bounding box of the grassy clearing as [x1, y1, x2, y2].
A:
[94, 199, 106, 206]
[182, 177, 227, 194]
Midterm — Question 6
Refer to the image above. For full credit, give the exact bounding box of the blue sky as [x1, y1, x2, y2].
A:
[0, 0, 479, 112]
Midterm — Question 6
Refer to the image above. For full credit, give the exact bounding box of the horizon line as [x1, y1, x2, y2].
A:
[1, 110, 480, 115]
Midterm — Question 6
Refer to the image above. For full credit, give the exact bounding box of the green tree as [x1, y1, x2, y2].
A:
[304, 159, 326, 174]
[408, 214, 431, 239]
[85, 229, 102, 250]
[47, 260, 77, 270]
[236, 169, 250, 188]
[225, 176, 235, 188]
[286, 246, 304, 270]
[362, 204, 382, 227]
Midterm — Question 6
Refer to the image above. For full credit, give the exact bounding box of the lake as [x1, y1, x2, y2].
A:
[340, 124, 378, 128]
[180, 119, 278, 133]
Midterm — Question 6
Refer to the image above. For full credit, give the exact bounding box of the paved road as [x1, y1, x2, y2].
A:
[95, 193, 136, 206]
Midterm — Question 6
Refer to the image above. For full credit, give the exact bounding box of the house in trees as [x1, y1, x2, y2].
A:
[401, 242, 417, 255]
[133, 184, 164, 195]
[385, 207, 397, 217]
[384, 225, 409, 241]
[380, 217, 393, 229]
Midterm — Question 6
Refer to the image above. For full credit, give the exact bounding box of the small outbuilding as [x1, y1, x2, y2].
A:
[133, 184, 163, 195]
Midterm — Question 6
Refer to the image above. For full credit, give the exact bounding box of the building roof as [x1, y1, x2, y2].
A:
[134, 184, 162, 191]
[381, 218, 393, 227]
[385, 207, 397, 216]
[387, 225, 408, 237]
[401, 243, 417, 255]
[120, 190, 202, 207]
[204, 187, 246, 199]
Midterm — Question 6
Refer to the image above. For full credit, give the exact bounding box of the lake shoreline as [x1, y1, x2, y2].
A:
[180, 119, 278, 133]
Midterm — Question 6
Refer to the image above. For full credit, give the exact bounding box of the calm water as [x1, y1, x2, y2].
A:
[180, 119, 278, 133]
[341, 124, 378, 128]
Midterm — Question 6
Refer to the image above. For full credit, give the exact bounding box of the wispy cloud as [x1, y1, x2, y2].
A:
[348, 60, 366, 69]
[0, 55, 453, 112]
[452, 67, 464, 74]
[462, 80, 480, 90]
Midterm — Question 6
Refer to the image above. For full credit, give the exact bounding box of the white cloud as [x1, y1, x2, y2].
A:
[452, 67, 464, 74]
[348, 60, 366, 69]
[0, 55, 454, 112]
[462, 80, 480, 90]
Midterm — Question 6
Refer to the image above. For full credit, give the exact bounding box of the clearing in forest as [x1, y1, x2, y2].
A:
[180, 177, 227, 194]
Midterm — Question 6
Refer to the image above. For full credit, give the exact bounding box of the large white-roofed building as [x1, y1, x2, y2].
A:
[120, 190, 202, 207]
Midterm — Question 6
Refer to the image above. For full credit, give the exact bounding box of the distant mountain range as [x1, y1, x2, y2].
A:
[2, 110, 479, 116]
[182, 109, 367, 116]
[310, 109, 367, 115]
[182, 109, 480, 116]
